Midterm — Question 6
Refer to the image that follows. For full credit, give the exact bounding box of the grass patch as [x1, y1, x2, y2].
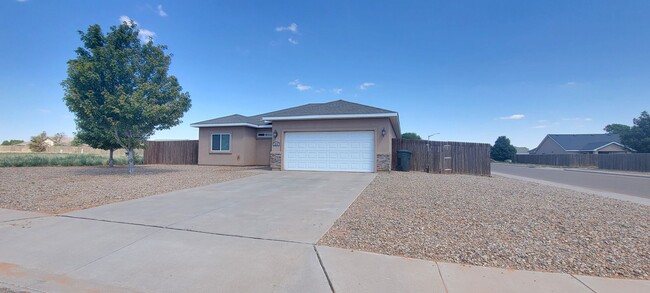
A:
[0, 153, 143, 167]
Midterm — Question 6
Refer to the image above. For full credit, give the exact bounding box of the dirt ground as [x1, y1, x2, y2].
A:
[0, 165, 262, 213]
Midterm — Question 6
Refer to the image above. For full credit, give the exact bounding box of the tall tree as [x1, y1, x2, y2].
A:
[50, 132, 66, 146]
[401, 132, 422, 140]
[63, 22, 191, 174]
[1, 139, 24, 146]
[604, 123, 631, 136]
[491, 136, 516, 161]
[624, 111, 650, 153]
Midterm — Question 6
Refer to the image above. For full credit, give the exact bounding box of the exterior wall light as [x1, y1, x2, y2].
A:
[381, 128, 386, 137]
[273, 130, 278, 138]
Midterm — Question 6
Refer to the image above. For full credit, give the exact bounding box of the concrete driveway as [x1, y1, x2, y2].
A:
[0, 171, 375, 292]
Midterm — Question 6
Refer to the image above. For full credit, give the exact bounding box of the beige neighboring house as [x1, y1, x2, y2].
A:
[43, 139, 55, 147]
[190, 100, 401, 172]
[529, 134, 634, 155]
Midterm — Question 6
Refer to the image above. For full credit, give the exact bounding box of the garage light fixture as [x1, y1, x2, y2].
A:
[273, 130, 278, 138]
[381, 128, 386, 137]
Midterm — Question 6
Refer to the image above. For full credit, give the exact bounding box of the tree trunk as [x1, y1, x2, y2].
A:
[127, 148, 135, 174]
[108, 149, 114, 168]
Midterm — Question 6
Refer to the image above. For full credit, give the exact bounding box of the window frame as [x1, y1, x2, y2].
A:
[210, 133, 232, 153]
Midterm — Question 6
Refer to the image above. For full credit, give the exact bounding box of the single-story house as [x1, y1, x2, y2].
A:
[529, 134, 634, 154]
[190, 100, 401, 172]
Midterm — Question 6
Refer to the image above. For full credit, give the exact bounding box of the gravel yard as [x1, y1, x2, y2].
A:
[0, 165, 261, 213]
[319, 171, 650, 280]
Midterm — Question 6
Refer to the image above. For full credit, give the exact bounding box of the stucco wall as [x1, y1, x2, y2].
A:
[269, 118, 395, 171]
[534, 137, 567, 154]
[597, 144, 628, 153]
[198, 126, 261, 165]
[254, 134, 272, 165]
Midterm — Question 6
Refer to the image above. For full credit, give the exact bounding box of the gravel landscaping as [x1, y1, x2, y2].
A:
[0, 165, 262, 213]
[319, 171, 650, 280]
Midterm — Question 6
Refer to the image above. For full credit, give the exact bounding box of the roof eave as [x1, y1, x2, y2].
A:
[262, 113, 398, 122]
[190, 123, 272, 129]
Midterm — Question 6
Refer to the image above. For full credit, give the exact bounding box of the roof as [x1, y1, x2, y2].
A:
[191, 100, 399, 132]
[545, 134, 623, 151]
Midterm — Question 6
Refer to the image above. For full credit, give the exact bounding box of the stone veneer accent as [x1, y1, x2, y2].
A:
[377, 154, 391, 171]
[270, 153, 282, 170]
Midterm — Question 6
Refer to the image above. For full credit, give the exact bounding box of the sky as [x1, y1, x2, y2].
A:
[1, 0, 649, 148]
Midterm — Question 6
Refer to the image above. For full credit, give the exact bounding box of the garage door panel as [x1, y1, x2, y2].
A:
[284, 131, 374, 172]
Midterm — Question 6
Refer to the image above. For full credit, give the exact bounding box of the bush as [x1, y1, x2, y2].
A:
[0, 153, 143, 167]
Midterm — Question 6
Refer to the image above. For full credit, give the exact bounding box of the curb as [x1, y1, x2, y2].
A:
[563, 168, 650, 179]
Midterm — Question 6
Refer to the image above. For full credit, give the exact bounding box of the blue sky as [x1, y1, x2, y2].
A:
[1, 0, 649, 148]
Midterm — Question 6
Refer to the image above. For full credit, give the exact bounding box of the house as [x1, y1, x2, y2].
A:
[529, 134, 634, 154]
[190, 100, 400, 172]
[43, 139, 55, 147]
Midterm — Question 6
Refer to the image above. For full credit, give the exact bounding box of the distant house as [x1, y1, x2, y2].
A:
[515, 147, 530, 154]
[529, 134, 634, 155]
[43, 139, 55, 147]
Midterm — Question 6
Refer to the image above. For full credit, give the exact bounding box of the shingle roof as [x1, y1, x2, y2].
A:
[191, 100, 397, 127]
[548, 134, 622, 151]
[261, 100, 395, 118]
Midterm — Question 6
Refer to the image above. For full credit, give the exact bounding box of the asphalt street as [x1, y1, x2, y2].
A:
[492, 164, 650, 200]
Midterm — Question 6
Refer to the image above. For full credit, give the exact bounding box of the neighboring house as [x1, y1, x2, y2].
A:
[43, 139, 55, 147]
[529, 134, 634, 154]
[191, 100, 400, 172]
[515, 147, 529, 154]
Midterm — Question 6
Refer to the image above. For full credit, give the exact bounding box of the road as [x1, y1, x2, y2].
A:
[491, 164, 650, 200]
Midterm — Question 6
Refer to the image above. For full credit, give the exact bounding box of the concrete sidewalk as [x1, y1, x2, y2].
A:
[1, 214, 649, 292]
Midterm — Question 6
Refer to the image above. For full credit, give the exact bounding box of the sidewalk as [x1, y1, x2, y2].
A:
[316, 246, 650, 293]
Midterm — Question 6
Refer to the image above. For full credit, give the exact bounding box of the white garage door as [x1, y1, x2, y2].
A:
[284, 131, 375, 172]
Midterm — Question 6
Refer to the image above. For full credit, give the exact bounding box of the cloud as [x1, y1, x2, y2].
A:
[332, 88, 343, 94]
[537, 120, 547, 123]
[532, 125, 547, 129]
[288, 79, 311, 91]
[119, 15, 138, 25]
[565, 81, 577, 86]
[38, 108, 51, 113]
[118, 16, 156, 42]
[138, 29, 156, 42]
[276, 23, 298, 33]
[288, 38, 298, 45]
[562, 117, 592, 122]
[16, 0, 28, 2]
[157, 5, 167, 17]
[498, 114, 525, 120]
[359, 82, 375, 90]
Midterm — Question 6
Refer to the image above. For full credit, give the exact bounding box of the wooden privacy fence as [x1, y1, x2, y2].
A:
[144, 140, 198, 165]
[392, 139, 491, 176]
[598, 153, 650, 172]
[514, 154, 599, 167]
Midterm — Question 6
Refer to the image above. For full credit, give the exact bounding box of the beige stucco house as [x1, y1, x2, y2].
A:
[190, 100, 401, 172]
[529, 134, 634, 154]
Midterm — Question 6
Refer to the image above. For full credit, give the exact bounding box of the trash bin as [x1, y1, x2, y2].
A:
[396, 150, 412, 171]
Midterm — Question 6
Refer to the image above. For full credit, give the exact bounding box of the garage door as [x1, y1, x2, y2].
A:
[284, 131, 375, 172]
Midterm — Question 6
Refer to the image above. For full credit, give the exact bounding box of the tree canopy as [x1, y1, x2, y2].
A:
[491, 136, 516, 161]
[62, 22, 191, 173]
[1, 139, 24, 146]
[401, 132, 422, 140]
[604, 111, 650, 153]
[28, 131, 48, 152]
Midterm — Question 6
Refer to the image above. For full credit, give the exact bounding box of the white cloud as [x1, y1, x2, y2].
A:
[119, 15, 138, 25]
[565, 81, 577, 86]
[359, 82, 375, 90]
[332, 88, 343, 94]
[16, 0, 28, 2]
[288, 38, 298, 45]
[276, 23, 298, 33]
[498, 114, 525, 120]
[288, 79, 311, 91]
[562, 117, 592, 122]
[532, 125, 547, 129]
[118, 16, 156, 42]
[38, 108, 51, 113]
[138, 29, 156, 42]
[157, 5, 167, 17]
[537, 119, 547, 123]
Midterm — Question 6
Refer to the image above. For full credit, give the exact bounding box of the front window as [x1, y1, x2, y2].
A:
[211, 133, 231, 152]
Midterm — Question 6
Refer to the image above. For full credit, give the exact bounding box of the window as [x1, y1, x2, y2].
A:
[257, 132, 272, 138]
[211, 133, 231, 152]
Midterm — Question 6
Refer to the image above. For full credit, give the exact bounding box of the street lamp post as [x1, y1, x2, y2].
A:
[426, 133, 439, 173]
